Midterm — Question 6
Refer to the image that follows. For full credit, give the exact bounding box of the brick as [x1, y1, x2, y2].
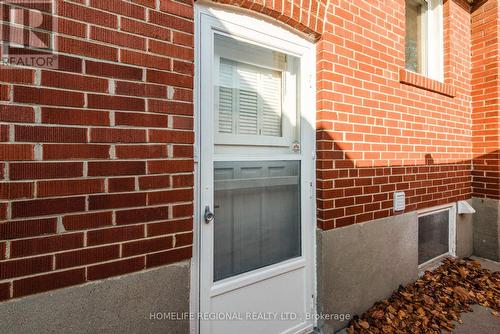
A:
[56, 245, 120, 269]
[146, 246, 191, 268]
[139, 175, 170, 190]
[115, 81, 166, 99]
[15, 126, 87, 143]
[57, 17, 87, 38]
[175, 232, 193, 247]
[149, 11, 193, 34]
[115, 145, 167, 159]
[147, 160, 193, 174]
[13, 86, 84, 107]
[108, 177, 136, 193]
[147, 218, 192, 237]
[116, 206, 169, 225]
[148, 40, 193, 61]
[87, 225, 144, 246]
[90, 128, 146, 143]
[0, 282, 9, 301]
[0, 182, 33, 199]
[88, 94, 145, 111]
[85, 61, 143, 81]
[172, 203, 193, 217]
[172, 31, 193, 47]
[91, 26, 145, 50]
[0, 242, 5, 261]
[147, 189, 192, 205]
[172, 116, 193, 130]
[63, 211, 113, 231]
[41, 71, 108, 93]
[57, 0, 118, 28]
[37, 179, 104, 197]
[172, 174, 194, 188]
[121, 49, 171, 71]
[149, 129, 194, 143]
[122, 236, 173, 257]
[0, 105, 34, 123]
[0, 67, 34, 84]
[88, 193, 147, 210]
[41, 107, 109, 126]
[147, 70, 192, 88]
[121, 18, 170, 40]
[0, 218, 57, 239]
[173, 145, 193, 158]
[173, 60, 193, 75]
[58, 36, 118, 61]
[90, 0, 145, 20]
[148, 100, 193, 115]
[13, 268, 86, 298]
[0, 144, 33, 161]
[9, 162, 83, 180]
[0, 255, 52, 280]
[43, 144, 110, 160]
[11, 197, 86, 218]
[10, 233, 84, 258]
[88, 161, 146, 176]
[159, 0, 193, 19]
[87, 256, 145, 280]
[115, 112, 168, 128]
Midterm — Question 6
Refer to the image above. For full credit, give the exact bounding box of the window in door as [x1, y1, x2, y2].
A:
[214, 33, 300, 148]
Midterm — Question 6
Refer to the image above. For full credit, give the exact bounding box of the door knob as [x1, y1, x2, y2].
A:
[204, 205, 215, 224]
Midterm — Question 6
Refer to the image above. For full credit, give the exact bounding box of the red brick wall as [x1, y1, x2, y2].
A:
[0, 0, 476, 300]
[471, 0, 500, 198]
[316, 0, 473, 229]
[0, 0, 196, 301]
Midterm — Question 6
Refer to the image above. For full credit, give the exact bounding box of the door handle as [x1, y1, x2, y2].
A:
[204, 205, 215, 224]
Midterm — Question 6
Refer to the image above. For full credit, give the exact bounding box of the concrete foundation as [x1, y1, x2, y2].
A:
[316, 212, 419, 333]
[471, 197, 500, 261]
[0, 261, 190, 334]
[316, 204, 478, 333]
[456, 201, 474, 259]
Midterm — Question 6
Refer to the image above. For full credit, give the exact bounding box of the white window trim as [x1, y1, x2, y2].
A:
[407, 0, 444, 82]
[417, 203, 456, 269]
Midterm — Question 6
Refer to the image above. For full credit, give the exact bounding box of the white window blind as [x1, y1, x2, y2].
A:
[218, 58, 283, 137]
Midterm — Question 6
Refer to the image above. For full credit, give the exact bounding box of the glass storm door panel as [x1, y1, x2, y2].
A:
[198, 7, 315, 334]
[213, 160, 301, 281]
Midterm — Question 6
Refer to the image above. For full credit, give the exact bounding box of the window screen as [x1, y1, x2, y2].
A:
[418, 210, 449, 264]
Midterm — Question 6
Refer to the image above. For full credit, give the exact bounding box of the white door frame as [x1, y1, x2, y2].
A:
[191, 3, 317, 334]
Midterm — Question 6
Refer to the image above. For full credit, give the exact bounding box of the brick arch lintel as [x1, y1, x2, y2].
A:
[204, 0, 326, 40]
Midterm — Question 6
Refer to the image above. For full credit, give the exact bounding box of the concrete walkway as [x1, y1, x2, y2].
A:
[448, 257, 499, 334]
[336, 257, 500, 334]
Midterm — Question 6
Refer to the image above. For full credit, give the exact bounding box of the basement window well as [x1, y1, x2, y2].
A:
[418, 205, 456, 266]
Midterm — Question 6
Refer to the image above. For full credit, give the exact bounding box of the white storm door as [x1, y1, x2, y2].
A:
[197, 6, 316, 334]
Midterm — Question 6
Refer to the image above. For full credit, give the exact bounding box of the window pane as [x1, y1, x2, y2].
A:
[213, 160, 301, 281]
[418, 210, 449, 264]
[405, 0, 427, 73]
[215, 34, 297, 139]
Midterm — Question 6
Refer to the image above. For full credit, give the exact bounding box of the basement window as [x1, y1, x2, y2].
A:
[418, 205, 456, 266]
[405, 0, 443, 81]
